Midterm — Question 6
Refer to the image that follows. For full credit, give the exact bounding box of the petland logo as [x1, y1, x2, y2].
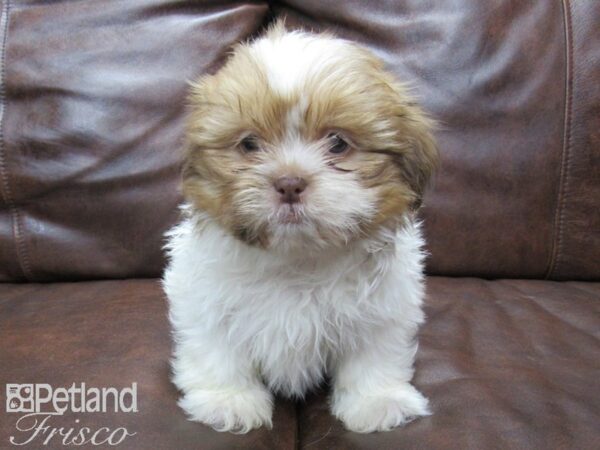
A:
[5, 383, 137, 446]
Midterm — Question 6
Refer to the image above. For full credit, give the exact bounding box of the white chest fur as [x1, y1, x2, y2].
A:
[163, 211, 426, 397]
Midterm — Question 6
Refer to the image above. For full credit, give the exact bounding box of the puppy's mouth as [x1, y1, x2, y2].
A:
[274, 204, 304, 225]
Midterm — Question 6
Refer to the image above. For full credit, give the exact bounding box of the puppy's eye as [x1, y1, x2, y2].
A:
[240, 136, 259, 153]
[328, 133, 349, 155]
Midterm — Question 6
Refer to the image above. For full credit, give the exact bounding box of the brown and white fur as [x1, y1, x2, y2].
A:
[163, 22, 438, 434]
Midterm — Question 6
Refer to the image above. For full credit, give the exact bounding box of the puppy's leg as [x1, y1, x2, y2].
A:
[171, 334, 273, 433]
[331, 325, 430, 433]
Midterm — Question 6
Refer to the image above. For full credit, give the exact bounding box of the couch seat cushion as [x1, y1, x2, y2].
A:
[1, 278, 598, 449]
[0, 279, 296, 449]
[297, 277, 600, 449]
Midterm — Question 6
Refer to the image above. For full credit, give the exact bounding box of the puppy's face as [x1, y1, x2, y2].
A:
[183, 25, 437, 252]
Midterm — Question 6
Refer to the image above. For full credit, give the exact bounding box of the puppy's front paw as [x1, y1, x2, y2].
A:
[178, 386, 273, 434]
[331, 383, 430, 433]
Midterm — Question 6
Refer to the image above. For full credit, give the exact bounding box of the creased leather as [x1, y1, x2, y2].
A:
[1, 278, 597, 448]
[0, 1, 269, 281]
[1, 1, 598, 281]
[546, 0, 600, 280]
[0, 279, 298, 449]
[297, 277, 600, 449]
[273, 0, 599, 280]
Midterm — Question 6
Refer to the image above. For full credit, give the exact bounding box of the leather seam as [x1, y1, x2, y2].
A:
[0, 0, 33, 280]
[547, 0, 574, 280]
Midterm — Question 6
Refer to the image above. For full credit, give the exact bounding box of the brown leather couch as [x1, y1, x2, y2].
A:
[1, 1, 598, 449]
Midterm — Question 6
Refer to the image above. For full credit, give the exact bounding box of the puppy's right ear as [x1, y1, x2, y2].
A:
[181, 139, 197, 190]
[183, 73, 222, 157]
[181, 75, 213, 201]
[186, 74, 214, 124]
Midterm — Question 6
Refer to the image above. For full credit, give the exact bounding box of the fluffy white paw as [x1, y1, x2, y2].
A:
[331, 383, 430, 433]
[178, 386, 273, 434]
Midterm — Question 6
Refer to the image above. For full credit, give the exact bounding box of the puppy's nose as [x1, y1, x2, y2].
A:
[274, 176, 307, 204]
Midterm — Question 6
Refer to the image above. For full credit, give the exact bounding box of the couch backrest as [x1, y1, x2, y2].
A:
[0, 0, 598, 282]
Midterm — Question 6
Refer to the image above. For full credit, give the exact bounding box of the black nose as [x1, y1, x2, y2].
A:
[274, 176, 307, 204]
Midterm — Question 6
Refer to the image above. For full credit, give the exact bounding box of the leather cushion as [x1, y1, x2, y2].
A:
[1, 278, 598, 448]
[0, 1, 268, 281]
[0, 279, 297, 449]
[1, 1, 598, 281]
[296, 277, 600, 449]
[273, 0, 600, 280]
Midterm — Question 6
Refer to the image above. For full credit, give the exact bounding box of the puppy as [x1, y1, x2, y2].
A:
[163, 22, 438, 434]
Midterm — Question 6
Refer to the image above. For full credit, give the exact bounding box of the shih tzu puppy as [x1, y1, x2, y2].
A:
[163, 22, 438, 434]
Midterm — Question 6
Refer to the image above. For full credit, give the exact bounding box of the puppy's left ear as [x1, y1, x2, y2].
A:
[391, 85, 439, 210]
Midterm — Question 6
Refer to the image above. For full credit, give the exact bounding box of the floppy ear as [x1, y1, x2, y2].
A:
[381, 77, 439, 210]
[180, 74, 223, 208]
[396, 106, 439, 209]
[181, 78, 207, 200]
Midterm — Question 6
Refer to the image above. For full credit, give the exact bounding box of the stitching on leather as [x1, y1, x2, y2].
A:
[0, 3, 9, 209]
[0, 0, 33, 280]
[547, 0, 574, 280]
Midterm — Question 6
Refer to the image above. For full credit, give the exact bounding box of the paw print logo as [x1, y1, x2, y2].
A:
[6, 384, 34, 413]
